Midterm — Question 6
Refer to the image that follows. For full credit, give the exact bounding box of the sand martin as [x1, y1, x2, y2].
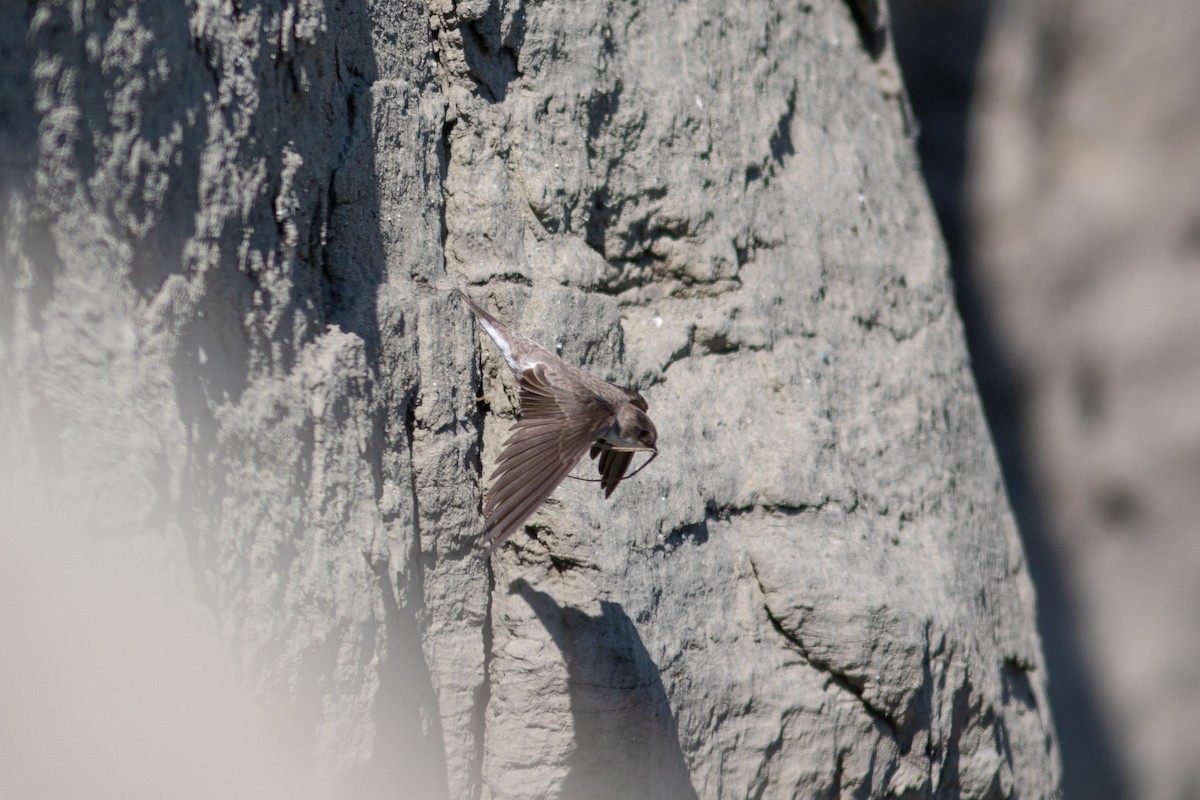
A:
[458, 289, 658, 550]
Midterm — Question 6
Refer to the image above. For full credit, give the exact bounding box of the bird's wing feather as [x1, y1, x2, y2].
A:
[481, 364, 613, 549]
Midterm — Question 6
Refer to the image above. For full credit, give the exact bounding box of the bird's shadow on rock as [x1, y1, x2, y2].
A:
[510, 579, 699, 800]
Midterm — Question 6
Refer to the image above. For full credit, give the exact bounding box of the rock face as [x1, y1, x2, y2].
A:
[970, 2, 1200, 798]
[0, 1, 1059, 798]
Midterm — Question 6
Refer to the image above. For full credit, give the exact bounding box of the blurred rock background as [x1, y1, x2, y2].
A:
[893, 1, 1200, 798]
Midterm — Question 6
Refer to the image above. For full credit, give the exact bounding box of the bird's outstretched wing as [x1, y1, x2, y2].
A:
[481, 364, 613, 550]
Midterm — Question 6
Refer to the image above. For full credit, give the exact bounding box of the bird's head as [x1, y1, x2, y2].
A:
[612, 404, 658, 452]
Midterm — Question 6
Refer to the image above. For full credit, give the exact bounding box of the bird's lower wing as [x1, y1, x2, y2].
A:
[480, 365, 611, 550]
[596, 449, 634, 499]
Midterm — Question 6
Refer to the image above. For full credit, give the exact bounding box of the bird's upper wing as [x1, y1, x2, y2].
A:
[621, 387, 649, 411]
[481, 364, 613, 549]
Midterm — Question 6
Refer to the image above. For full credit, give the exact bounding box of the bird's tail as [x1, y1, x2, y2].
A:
[455, 288, 520, 371]
[456, 288, 500, 328]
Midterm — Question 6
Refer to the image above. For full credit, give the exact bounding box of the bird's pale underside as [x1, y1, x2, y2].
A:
[457, 290, 658, 551]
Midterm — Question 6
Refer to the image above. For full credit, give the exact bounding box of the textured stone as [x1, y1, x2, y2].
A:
[0, 1, 1058, 798]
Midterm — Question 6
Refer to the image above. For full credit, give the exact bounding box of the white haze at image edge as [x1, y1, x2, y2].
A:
[0, 464, 307, 800]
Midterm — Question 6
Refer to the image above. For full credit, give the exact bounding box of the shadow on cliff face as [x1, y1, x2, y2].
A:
[891, 5, 1125, 798]
[458, 0, 528, 103]
[1, 2, 447, 797]
[511, 579, 699, 800]
[274, 1, 449, 797]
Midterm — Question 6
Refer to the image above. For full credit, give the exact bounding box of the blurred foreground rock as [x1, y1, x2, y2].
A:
[0, 1, 1059, 797]
[970, 1, 1200, 797]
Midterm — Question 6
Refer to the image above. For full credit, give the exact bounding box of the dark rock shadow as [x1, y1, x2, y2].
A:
[353, 555, 450, 800]
[312, 2, 449, 798]
[3, 2, 449, 797]
[892, 5, 1126, 799]
[0, 6, 79, 481]
[511, 579, 699, 800]
[460, 0, 528, 103]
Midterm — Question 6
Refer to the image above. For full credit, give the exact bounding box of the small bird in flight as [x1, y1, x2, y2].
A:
[458, 289, 658, 551]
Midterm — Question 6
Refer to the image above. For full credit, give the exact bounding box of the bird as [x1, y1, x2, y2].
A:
[457, 289, 658, 550]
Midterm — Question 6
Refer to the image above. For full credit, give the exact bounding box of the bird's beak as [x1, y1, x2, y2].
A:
[618, 448, 658, 481]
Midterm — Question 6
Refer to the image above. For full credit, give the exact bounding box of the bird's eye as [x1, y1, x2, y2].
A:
[639, 429, 650, 439]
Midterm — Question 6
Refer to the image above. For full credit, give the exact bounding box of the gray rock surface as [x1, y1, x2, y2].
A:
[970, 2, 1200, 797]
[0, 1, 1059, 798]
